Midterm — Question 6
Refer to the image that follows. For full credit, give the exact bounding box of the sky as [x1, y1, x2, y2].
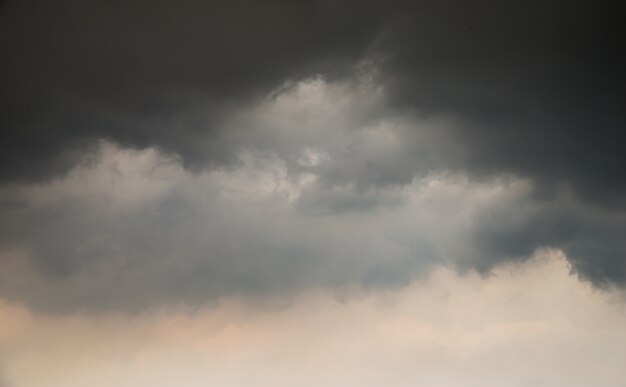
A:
[1, 1, 625, 386]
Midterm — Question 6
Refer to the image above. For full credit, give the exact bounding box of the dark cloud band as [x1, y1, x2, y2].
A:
[1, 0, 625, 311]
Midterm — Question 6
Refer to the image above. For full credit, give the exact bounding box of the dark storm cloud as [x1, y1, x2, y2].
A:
[1, 0, 626, 311]
[372, 0, 626, 286]
[464, 186, 626, 285]
[375, 1, 625, 205]
[2, 0, 623, 197]
[0, 0, 387, 180]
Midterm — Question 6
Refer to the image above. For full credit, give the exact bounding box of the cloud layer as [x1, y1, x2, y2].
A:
[2, 1, 624, 197]
[1, 0, 625, 312]
[3, 251, 626, 387]
[1, 72, 626, 311]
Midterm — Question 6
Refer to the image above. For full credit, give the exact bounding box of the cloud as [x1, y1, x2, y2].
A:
[376, 1, 625, 204]
[0, 0, 388, 181]
[3, 1, 624, 202]
[2, 0, 626, 306]
[2, 73, 626, 312]
[3, 251, 626, 387]
[0, 136, 505, 311]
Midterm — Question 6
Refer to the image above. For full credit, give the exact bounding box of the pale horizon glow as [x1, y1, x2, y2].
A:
[2, 250, 626, 387]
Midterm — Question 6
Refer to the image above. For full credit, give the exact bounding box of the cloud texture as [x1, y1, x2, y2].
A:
[1, 0, 626, 311]
[3, 252, 626, 387]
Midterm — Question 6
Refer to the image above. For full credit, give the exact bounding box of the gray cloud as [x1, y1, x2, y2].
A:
[0, 142, 444, 311]
[469, 188, 626, 286]
[0, 0, 387, 180]
[1, 138, 625, 312]
[2, 0, 623, 202]
[3, 0, 623, 199]
[375, 1, 625, 204]
[1, 0, 626, 311]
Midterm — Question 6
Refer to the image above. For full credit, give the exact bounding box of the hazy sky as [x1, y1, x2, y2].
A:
[1, 1, 625, 386]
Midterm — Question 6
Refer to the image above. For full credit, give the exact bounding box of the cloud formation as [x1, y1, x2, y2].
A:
[1, 0, 625, 311]
[0, 0, 386, 181]
[3, 252, 626, 387]
[3, 1, 623, 194]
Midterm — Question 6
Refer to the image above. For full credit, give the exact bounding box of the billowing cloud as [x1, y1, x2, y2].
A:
[0, 0, 387, 181]
[1, 73, 626, 312]
[2, 1, 624, 198]
[2, 251, 626, 387]
[1, 0, 625, 311]
[0, 137, 473, 311]
[2, 5, 626, 385]
[382, 1, 625, 200]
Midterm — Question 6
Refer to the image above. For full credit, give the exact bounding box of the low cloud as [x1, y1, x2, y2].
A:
[2, 75, 626, 312]
[2, 251, 626, 387]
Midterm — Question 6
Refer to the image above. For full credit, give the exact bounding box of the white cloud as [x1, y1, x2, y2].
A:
[2, 250, 625, 387]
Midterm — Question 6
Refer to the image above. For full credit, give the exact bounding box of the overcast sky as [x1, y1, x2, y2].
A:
[1, 1, 625, 386]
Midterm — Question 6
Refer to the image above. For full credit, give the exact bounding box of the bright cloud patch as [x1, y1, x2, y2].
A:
[0, 139, 530, 311]
[2, 250, 625, 387]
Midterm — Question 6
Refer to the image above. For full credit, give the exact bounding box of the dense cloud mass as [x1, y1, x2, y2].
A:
[378, 1, 626, 203]
[4, 253, 626, 387]
[0, 0, 387, 180]
[1, 0, 625, 311]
